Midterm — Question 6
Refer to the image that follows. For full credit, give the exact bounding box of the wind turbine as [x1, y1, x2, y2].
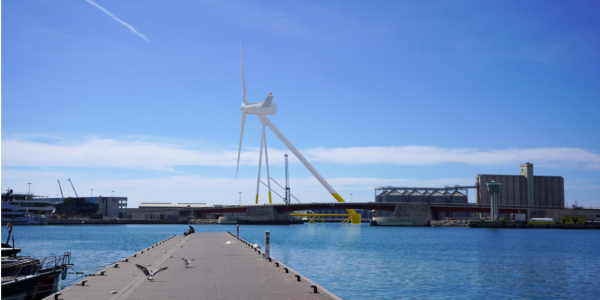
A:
[235, 46, 360, 224]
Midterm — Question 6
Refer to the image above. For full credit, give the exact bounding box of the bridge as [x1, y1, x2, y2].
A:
[170, 202, 566, 221]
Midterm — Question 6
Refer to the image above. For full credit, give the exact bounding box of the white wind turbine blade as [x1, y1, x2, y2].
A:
[255, 125, 265, 204]
[236, 112, 246, 177]
[240, 45, 247, 105]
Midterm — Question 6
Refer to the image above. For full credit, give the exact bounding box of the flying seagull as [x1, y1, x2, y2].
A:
[135, 264, 168, 281]
[221, 241, 235, 249]
[181, 257, 194, 268]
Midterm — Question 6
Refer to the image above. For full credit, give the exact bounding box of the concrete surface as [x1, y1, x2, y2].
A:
[45, 232, 340, 300]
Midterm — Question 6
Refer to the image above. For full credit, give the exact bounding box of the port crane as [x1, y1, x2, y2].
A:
[68, 179, 79, 198]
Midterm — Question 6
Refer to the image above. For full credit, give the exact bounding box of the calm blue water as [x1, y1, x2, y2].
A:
[2, 224, 599, 299]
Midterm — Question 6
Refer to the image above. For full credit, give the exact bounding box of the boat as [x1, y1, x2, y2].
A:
[1, 189, 55, 226]
[1, 254, 70, 300]
[1, 224, 71, 300]
[1, 274, 41, 300]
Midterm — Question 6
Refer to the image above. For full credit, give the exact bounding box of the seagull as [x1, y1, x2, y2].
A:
[135, 264, 168, 281]
[221, 241, 235, 249]
[253, 244, 261, 250]
[181, 257, 194, 268]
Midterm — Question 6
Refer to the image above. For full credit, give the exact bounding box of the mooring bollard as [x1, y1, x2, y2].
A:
[54, 293, 62, 300]
[283, 268, 289, 273]
[275, 262, 279, 267]
[311, 285, 318, 293]
[295, 275, 301, 282]
[100, 271, 105, 276]
[264, 231, 271, 260]
[82, 280, 88, 286]
[236, 224, 239, 238]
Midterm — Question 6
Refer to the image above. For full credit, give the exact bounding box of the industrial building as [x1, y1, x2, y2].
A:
[126, 202, 212, 220]
[476, 162, 564, 208]
[49, 196, 127, 218]
[373, 162, 567, 221]
[374, 187, 469, 219]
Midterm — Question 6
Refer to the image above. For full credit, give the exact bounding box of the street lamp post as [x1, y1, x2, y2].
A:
[28, 183, 32, 195]
[239, 192, 242, 206]
[91, 189, 93, 197]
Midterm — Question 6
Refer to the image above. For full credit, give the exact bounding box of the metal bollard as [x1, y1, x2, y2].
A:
[82, 280, 88, 286]
[133, 254, 137, 257]
[310, 285, 318, 293]
[100, 271, 105, 276]
[264, 231, 270, 260]
[275, 262, 279, 267]
[124, 258, 129, 262]
[54, 293, 62, 300]
[236, 224, 239, 239]
[114, 263, 119, 268]
[283, 268, 289, 273]
[268, 257, 272, 262]
[295, 275, 301, 282]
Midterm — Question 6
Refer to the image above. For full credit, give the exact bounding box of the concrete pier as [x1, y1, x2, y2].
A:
[45, 232, 340, 300]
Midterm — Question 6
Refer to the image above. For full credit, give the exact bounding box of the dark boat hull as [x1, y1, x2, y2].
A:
[1, 275, 40, 300]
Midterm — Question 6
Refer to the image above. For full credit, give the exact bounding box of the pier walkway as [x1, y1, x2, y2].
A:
[45, 232, 340, 300]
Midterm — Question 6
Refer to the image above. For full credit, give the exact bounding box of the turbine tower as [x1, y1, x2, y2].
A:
[235, 46, 360, 224]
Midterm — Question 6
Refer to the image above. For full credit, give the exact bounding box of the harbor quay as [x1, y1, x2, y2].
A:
[43, 232, 340, 300]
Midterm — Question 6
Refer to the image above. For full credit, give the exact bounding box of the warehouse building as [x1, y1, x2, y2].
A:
[476, 162, 564, 209]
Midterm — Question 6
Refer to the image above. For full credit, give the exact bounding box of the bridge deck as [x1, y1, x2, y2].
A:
[46, 233, 340, 300]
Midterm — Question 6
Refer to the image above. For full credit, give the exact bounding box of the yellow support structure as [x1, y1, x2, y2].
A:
[331, 193, 361, 224]
[290, 213, 356, 224]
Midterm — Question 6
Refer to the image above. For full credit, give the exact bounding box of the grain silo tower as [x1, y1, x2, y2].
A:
[450, 191, 467, 204]
[429, 191, 447, 203]
[386, 190, 403, 202]
[375, 190, 388, 203]
[408, 190, 424, 202]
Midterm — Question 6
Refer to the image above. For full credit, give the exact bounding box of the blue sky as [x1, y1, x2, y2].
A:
[2, 0, 599, 208]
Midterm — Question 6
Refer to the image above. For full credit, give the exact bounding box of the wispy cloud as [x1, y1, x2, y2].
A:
[304, 146, 600, 170]
[2, 137, 600, 171]
[85, 0, 149, 42]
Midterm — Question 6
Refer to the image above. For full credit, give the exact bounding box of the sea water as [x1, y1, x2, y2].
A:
[2, 224, 599, 299]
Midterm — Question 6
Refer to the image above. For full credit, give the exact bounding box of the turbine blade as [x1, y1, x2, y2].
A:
[240, 45, 247, 105]
[236, 112, 247, 178]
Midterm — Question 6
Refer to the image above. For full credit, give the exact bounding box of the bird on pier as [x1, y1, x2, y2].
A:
[135, 264, 168, 281]
[253, 244, 261, 250]
[181, 257, 194, 268]
[221, 241, 235, 249]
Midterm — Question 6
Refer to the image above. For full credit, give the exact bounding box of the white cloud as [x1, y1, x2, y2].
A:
[3, 137, 600, 171]
[305, 146, 600, 170]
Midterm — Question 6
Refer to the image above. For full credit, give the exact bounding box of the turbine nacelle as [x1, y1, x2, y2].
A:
[239, 102, 278, 115]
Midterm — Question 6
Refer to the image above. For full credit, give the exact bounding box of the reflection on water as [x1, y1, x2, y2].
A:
[2, 224, 599, 299]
